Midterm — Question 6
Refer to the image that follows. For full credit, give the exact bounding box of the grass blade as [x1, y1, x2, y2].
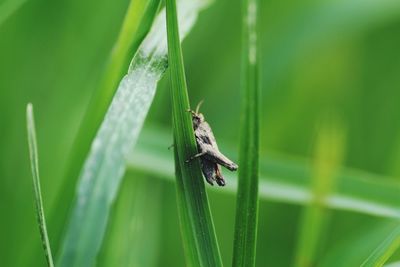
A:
[294, 121, 345, 267]
[26, 103, 54, 267]
[232, 0, 260, 266]
[57, 1, 213, 266]
[166, 0, 222, 266]
[319, 221, 399, 267]
[127, 127, 400, 219]
[51, 0, 160, 246]
[361, 225, 400, 267]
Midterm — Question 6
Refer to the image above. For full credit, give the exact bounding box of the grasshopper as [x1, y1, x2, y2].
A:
[187, 101, 238, 186]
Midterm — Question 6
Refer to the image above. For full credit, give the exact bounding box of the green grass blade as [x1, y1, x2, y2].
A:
[232, 0, 260, 266]
[127, 127, 400, 219]
[57, 1, 214, 267]
[319, 221, 399, 267]
[294, 121, 345, 267]
[166, 0, 222, 266]
[51, 0, 160, 246]
[361, 225, 400, 267]
[26, 103, 54, 267]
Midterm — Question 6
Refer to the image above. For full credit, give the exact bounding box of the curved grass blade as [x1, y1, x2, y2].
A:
[319, 221, 399, 267]
[51, 0, 160, 247]
[232, 0, 260, 266]
[57, 1, 214, 267]
[127, 127, 400, 219]
[166, 0, 222, 266]
[294, 121, 345, 267]
[26, 103, 54, 267]
[361, 225, 400, 267]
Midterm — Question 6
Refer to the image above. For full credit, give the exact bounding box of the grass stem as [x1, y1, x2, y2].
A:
[166, 0, 223, 265]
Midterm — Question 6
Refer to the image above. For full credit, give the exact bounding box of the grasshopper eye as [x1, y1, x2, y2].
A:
[192, 116, 201, 128]
[198, 113, 204, 122]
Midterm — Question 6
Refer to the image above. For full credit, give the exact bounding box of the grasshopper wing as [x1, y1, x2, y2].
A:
[195, 121, 238, 171]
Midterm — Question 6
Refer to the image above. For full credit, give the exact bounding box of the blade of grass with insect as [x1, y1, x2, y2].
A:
[293, 120, 345, 267]
[127, 126, 400, 219]
[51, 0, 160, 247]
[232, 0, 260, 266]
[57, 1, 214, 267]
[166, 0, 222, 266]
[26, 103, 54, 267]
[360, 225, 400, 267]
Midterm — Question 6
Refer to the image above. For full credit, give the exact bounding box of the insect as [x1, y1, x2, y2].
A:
[187, 101, 238, 186]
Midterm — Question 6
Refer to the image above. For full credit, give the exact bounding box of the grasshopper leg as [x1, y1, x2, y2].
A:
[185, 151, 206, 163]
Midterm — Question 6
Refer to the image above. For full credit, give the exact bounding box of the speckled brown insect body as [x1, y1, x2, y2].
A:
[187, 102, 238, 186]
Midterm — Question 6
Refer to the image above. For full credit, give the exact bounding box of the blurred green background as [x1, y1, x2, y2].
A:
[2, 0, 400, 266]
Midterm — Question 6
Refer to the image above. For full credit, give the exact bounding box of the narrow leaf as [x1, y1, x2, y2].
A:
[361, 225, 400, 267]
[232, 0, 260, 266]
[26, 103, 54, 267]
[166, 0, 222, 266]
[57, 1, 214, 266]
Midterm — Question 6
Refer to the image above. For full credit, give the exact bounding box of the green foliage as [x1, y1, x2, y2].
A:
[56, 1, 162, 265]
[51, 0, 161, 249]
[232, 0, 260, 266]
[26, 104, 54, 267]
[3, 0, 400, 266]
[166, 0, 222, 266]
[361, 225, 400, 267]
[320, 221, 400, 267]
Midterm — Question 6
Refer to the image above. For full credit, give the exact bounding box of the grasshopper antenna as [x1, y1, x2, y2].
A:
[195, 99, 204, 114]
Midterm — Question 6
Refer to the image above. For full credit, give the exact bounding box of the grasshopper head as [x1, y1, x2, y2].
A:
[190, 100, 205, 129]
[191, 112, 204, 129]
